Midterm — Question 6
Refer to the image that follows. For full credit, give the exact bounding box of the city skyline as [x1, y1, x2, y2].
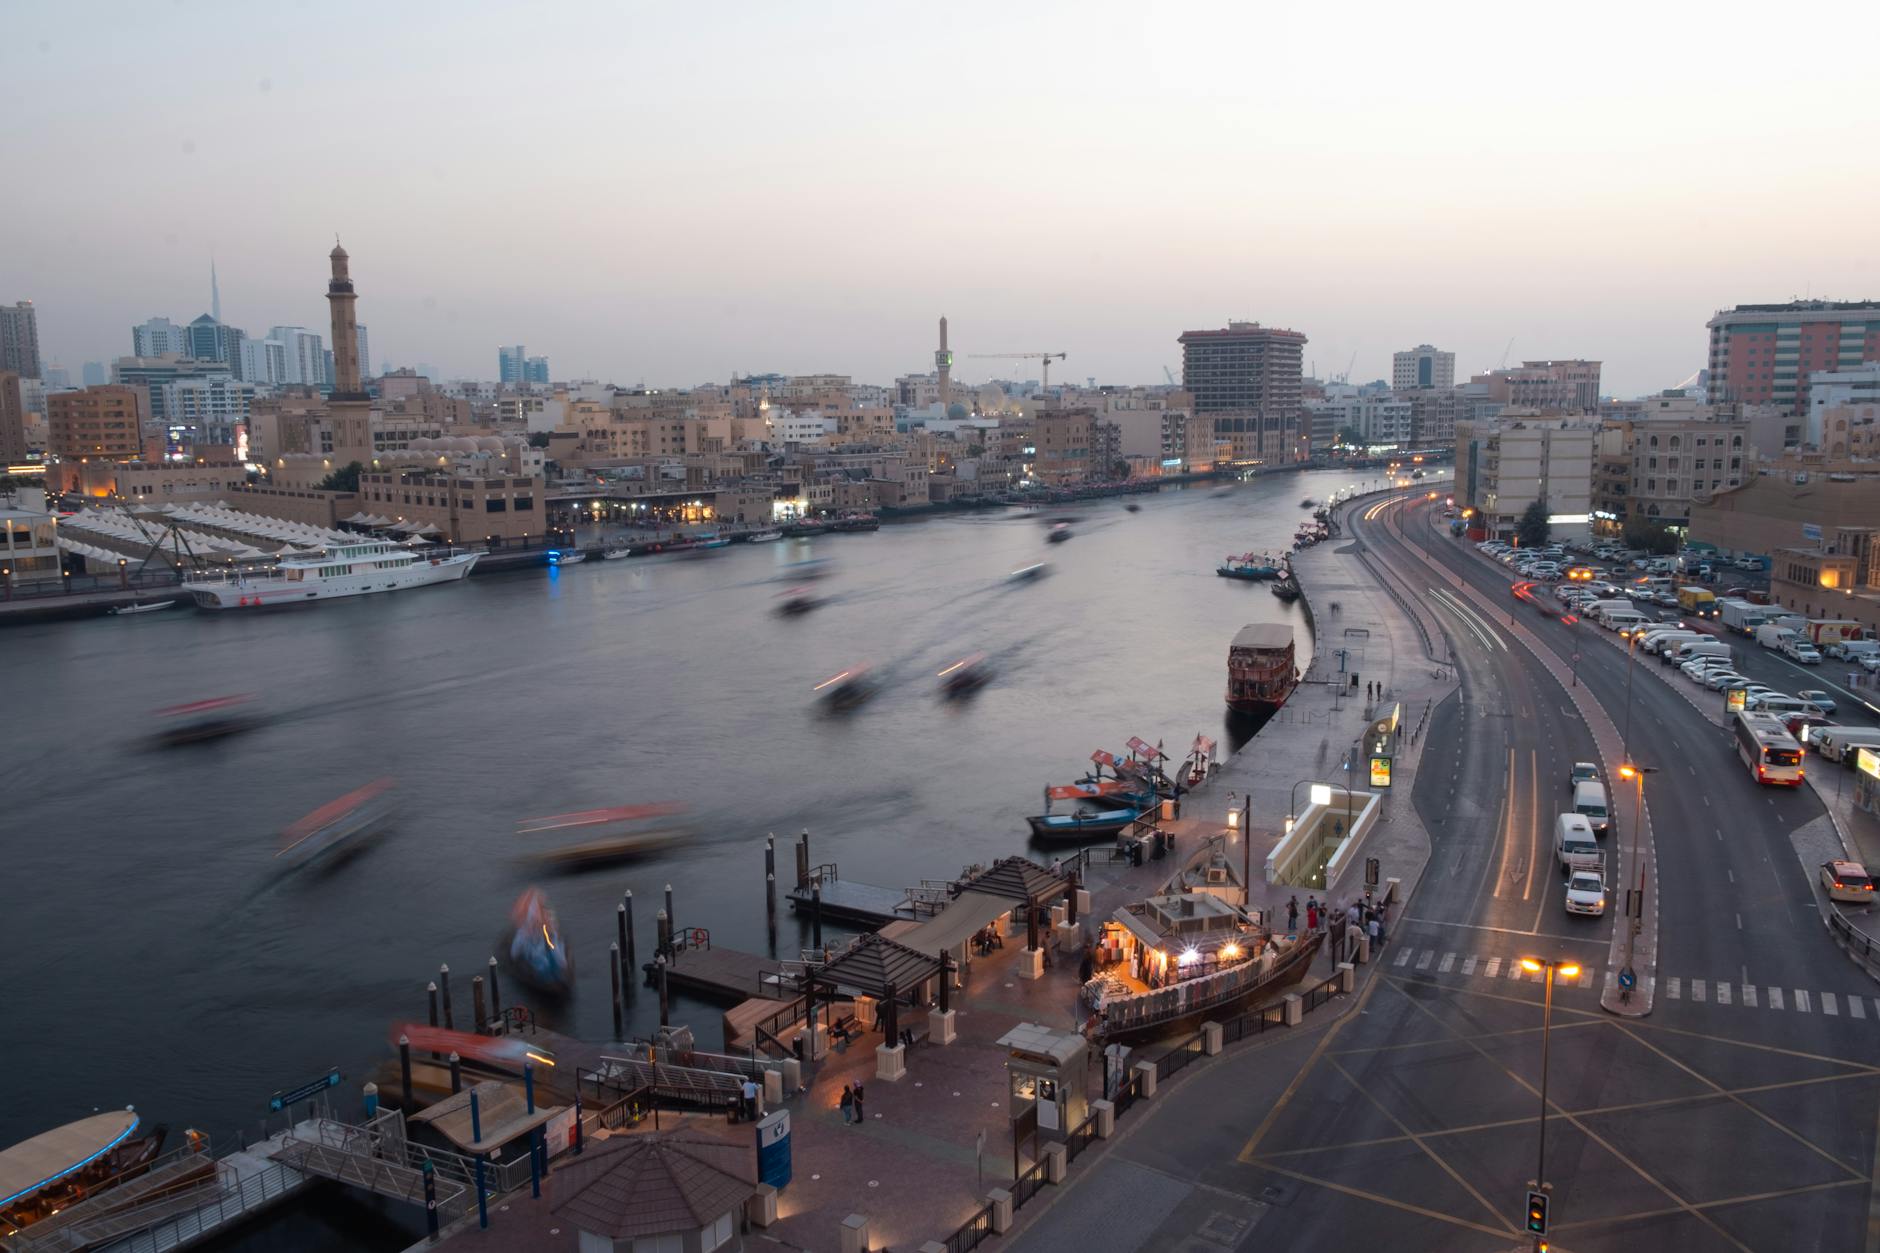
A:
[5, 1, 1878, 395]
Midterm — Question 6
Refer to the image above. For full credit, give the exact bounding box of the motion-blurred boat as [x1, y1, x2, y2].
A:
[1047, 523, 1073, 544]
[152, 694, 259, 746]
[503, 888, 574, 997]
[781, 557, 831, 581]
[1124, 503, 1141, 513]
[517, 802, 690, 869]
[815, 665, 876, 711]
[110, 600, 175, 616]
[776, 587, 825, 616]
[390, 1024, 556, 1071]
[277, 777, 398, 867]
[1009, 563, 1048, 582]
[547, 549, 586, 566]
[938, 652, 992, 697]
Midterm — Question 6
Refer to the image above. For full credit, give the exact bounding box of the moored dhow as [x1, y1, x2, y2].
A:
[182, 538, 478, 608]
[1226, 622, 1298, 716]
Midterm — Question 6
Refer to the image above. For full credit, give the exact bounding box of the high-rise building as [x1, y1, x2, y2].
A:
[1177, 320, 1308, 464]
[49, 384, 148, 460]
[356, 324, 371, 380]
[0, 372, 26, 465]
[161, 377, 255, 449]
[499, 345, 527, 384]
[1706, 300, 1880, 417]
[186, 314, 246, 377]
[43, 363, 70, 390]
[81, 362, 108, 387]
[525, 355, 549, 386]
[0, 301, 42, 379]
[132, 317, 191, 358]
[268, 327, 327, 386]
[110, 356, 232, 423]
[1392, 344, 1455, 391]
[1471, 360, 1602, 412]
[240, 338, 287, 386]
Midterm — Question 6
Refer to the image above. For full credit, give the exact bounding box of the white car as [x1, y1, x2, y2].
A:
[1702, 670, 1748, 690]
[1796, 689, 1837, 713]
[1792, 644, 1822, 665]
[1863, 656, 1880, 673]
[1564, 870, 1607, 916]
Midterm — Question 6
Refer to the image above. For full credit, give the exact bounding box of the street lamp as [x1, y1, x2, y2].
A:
[1518, 956, 1580, 1251]
[1615, 763, 1657, 988]
[1226, 792, 1252, 910]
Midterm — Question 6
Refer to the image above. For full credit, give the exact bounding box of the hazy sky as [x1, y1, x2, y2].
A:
[6, 1, 1877, 396]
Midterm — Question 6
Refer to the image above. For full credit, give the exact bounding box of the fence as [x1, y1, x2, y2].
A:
[1010, 1160, 1048, 1208]
[1064, 1115, 1098, 1163]
[1153, 1032, 1206, 1083]
[1302, 975, 1340, 1013]
[1829, 911, 1880, 979]
[945, 1203, 995, 1253]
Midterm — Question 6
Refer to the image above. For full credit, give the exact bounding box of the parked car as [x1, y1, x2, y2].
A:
[1821, 860, 1875, 905]
[1795, 690, 1837, 714]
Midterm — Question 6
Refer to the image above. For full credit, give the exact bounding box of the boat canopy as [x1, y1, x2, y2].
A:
[1125, 736, 1165, 761]
[0, 1110, 139, 1211]
[1046, 781, 1128, 802]
[1231, 623, 1294, 651]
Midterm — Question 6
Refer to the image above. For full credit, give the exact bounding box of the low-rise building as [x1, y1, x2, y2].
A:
[1, 500, 59, 579]
[1690, 455, 1880, 560]
[1454, 414, 1595, 540]
[49, 384, 148, 460]
[355, 471, 546, 545]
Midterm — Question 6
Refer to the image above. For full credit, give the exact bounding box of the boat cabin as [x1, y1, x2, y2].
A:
[1094, 891, 1263, 993]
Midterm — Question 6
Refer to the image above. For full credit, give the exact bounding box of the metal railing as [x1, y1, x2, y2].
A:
[1829, 910, 1880, 979]
[1302, 975, 1340, 1013]
[1064, 1115, 1098, 1163]
[1011, 1159, 1048, 1208]
[32, 1161, 303, 1253]
[944, 1203, 995, 1253]
[1153, 1032, 1207, 1082]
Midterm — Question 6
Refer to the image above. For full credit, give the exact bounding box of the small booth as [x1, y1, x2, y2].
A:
[998, 1022, 1088, 1138]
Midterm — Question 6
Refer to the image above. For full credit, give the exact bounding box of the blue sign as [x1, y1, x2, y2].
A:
[1617, 967, 1636, 991]
[270, 1067, 342, 1112]
[1802, 523, 1822, 542]
[755, 1109, 792, 1189]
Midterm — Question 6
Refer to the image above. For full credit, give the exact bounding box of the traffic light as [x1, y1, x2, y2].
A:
[1526, 1190, 1549, 1235]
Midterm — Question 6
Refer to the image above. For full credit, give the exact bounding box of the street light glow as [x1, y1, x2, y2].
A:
[1520, 958, 1542, 973]
[1618, 763, 1638, 780]
[1557, 964, 1581, 979]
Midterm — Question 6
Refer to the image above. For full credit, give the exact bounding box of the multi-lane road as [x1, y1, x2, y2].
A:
[1012, 491, 1880, 1253]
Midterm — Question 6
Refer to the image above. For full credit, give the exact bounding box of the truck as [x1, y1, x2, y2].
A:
[1717, 599, 1770, 634]
[1806, 619, 1864, 647]
[1755, 623, 1799, 650]
[1677, 586, 1718, 617]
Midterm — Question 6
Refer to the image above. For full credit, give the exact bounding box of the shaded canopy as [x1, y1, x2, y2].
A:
[551, 1131, 756, 1240]
[958, 856, 1070, 907]
[809, 931, 940, 1000]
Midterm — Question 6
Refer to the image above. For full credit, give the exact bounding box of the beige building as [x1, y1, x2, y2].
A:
[52, 452, 248, 503]
[1767, 527, 1880, 637]
[1472, 360, 1602, 413]
[1034, 408, 1096, 485]
[0, 371, 27, 465]
[355, 471, 546, 545]
[1, 501, 59, 579]
[1690, 456, 1880, 559]
[1454, 415, 1596, 539]
[49, 385, 147, 460]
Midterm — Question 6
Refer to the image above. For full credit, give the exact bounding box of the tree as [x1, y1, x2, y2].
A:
[316, 460, 364, 493]
[526, 431, 551, 448]
[1516, 499, 1551, 549]
[1336, 426, 1365, 449]
[1623, 518, 1679, 554]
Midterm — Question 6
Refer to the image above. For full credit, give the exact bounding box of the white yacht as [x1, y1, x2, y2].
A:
[183, 538, 480, 609]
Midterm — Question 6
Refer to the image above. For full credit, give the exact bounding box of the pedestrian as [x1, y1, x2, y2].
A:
[742, 1077, 759, 1122]
[853, 1083, 865, 1123]
[901, 1027, 914, 1050]
[1346, 901, 1361, 929]
[839, 1084, 854, 1124]
[1368, 914, 1382, 950]
[1306, 902, 1319, 931]
[1286, 896, 1299, 931]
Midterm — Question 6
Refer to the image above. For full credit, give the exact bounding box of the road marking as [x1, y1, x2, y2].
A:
[1438, 952, 1455, 973]
[1461, 955, 1477, 975]
[1736, 913, 1743, 930]
[1667, 976, 1681, 999]
[1717, 982, 1732, 1006]
[1823, 993, 1839, 1017]
[1508, 961, 1527, 981]
[1744, 984, 1758, 1008]
[1692, 979, 1707, 1003]
[1237, 975, 1380, 1163]
[1484, 957, 1501, 978]
[1727, 869, 1735, 884]
[1796, 989, 1812, 1013]
[1416, 950, 1434, 970]
[1394, 947, 1413, 968]
[1577, 967, 1595, 989]
[1770, 987, 1784, 1010]
[1850, 997, 1867, 1021]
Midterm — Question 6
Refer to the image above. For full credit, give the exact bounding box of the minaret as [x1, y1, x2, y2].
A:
[326, 240, 364, 397]
[935, 316, 953, 413]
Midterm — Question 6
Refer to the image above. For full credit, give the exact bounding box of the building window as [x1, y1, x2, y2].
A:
[514, 496, 534, 511]
[485, 498, 506, 512]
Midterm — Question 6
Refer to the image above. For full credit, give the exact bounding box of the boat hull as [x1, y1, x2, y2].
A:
[1025, 809, 1142, 841]
[184, 552, 479, 609]
[1098, 931, 1324, 1046]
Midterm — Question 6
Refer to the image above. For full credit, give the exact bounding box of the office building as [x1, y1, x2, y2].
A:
[1472, 360, 1602, 412]
[1706, 300, 1880, 416]
[1306, 388, 1411, 449]
[499, 345, 527, 384]
[81, 362, 108, 387]
[49, 385, 148, 460]
[1392, 344, 1455, 391]
[0, 301, 42, 379]
[0, 372, 27, 465]
[267, 326, 327, 387]
[240, 337, 288, 386]
[162, 376, 256, 449]
[1454, 415, 1595, 540]
[132, 317, 191, 358]
[186, 314, 246, 377]
[525, 355, 549, 386]
[111, 356, 232, 423]
[1805, 363, 1880, 448]
[1178, 321, 1308, 465]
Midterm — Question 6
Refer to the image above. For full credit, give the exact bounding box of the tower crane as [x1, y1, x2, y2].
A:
[966, 352, 1068, 388]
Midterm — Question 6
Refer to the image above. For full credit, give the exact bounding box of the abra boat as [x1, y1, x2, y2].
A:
[1217, 553, 1282, 581]
[276, 777, 398, 868]
[1025, 805, 1146, 841]
[938, 652, 993, 697]
[109, 600, 176, 616]
[182, 538, 478, 609]
[0, 1110, 167, 1236]
[1046, 523, 1073, 544]
[547, 549, 587, 566]
[152, 694, 260, 746]
[503, 888, 573, 997]
[815, 664, 876, 712]
[1226, 623, 1298, 716]
[776, 586, 825, 616]
[747, 528, 784, 543]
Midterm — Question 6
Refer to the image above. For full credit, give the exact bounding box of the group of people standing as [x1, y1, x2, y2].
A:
[1285, 892, 1387, 950]
[837, 1081, 867, 1124]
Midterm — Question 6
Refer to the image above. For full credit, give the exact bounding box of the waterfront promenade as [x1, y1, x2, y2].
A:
[422, 491, 1454, 1253]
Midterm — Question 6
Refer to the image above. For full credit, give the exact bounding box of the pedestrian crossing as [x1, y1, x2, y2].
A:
[1385, 942, 1880, 1022]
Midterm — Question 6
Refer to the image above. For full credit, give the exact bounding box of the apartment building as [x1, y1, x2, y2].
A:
[1454, 415, 1595, 540]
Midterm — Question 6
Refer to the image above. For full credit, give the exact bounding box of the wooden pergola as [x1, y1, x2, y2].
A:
[807, 932, 944, 1047]
[957, 856, 1075, 954]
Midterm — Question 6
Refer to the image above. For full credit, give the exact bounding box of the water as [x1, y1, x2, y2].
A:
[0, 469, 1367, 1156]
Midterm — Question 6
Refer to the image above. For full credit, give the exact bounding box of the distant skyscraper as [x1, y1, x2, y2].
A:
[132, 317, 190, 357]
[355, 324, 370, 380]
[0, 372, 26, 465]
[1392, 344, 1455, 391]
[0, 301, 42, 379]
[268, 326, 326, 386]
[525, 355, 549, 385]
[1706, 300, 1880, 417]
[81, 361, 108, 387]
[186, 314, 246, 377]
[499, 345, 527, 384]
[240, 338, 287, 386]
[42, 363, 70, 390]
[1178, 320, 1308, 464]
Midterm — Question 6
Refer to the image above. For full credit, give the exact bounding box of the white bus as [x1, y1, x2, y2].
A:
[1733, 710, 1805, 786]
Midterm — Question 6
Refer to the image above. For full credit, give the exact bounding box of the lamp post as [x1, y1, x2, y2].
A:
[1621, 628, 1643, 757]
[1615, 763, 1657, 986]
[1519, 956, 1580, 1250]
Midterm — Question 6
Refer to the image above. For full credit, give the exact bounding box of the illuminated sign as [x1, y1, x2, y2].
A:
[1725, 687, 1748, 712]
[1858, 746, 1880, 781]
[1369, 756, 1392, 788]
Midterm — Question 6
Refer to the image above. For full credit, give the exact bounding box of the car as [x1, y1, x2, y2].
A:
[1795, 690, 1837, 713]
[1702, 670, 1749, 690]
[1742, 690, 1792, 707]
[1792, 644, 1822, 664]
[1564, 870, 1608, 916]
[1863, 656, 1880, 673]
[1787, 713, 1833, 743]
[1568, 761, 1600, 789]
[1821, 860, 1875, 905]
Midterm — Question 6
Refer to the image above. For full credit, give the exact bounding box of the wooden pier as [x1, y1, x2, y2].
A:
[785, 875, 927, 928]
[644, 943, 789, 1003]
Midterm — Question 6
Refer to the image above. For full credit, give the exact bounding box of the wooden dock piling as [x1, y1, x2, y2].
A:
[610, 941, 624, 1040]
[624, 890, 636, 969]
[487, 956, 502, 1025]
[439, 963, 454, 1030]
[471, 975, 487, 1033]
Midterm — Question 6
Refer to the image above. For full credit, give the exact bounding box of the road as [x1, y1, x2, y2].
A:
[1010, 493, 1880, 1253]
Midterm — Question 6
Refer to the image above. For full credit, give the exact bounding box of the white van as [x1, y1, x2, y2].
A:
[1811, 726, 1880, 764]
[1673, 641, 1731, 665]
[1749, 696, 1824, 719]
[1649, 631, 1703, 660]
[1604, 611, 1649, 633]
[1572, 781, 1610, 835]
[1555, 813, 1603, 873]
[1587, 599, 1634, 623]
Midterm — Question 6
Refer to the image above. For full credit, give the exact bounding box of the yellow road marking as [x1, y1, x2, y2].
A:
[1241, 1161, 1515, 1241]
[1236, 974, 1378, 1163]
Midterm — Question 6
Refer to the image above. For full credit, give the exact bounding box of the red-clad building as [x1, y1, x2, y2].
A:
[1706, 301, 1880, 417]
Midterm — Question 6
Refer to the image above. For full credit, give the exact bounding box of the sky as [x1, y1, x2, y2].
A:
[4, 0, 1878, 397]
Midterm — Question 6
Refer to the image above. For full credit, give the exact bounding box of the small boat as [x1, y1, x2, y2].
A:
[1300, 498, 1317, 508]
[1008, 563, 1049, 583]
[1026, 806, 1146, 841]
[776, 587, 825, 616]
[815, 665, 876, 712]
[1217, 553, 1282, 581]
[602, 547, 634, 561]
[390, 1023, 555, 1072]
[503, 888, 574, 997]
[747, 528, 784, 543]
[781, 557, 832, 582]
[152, 694, 259, 747]
[1047, 523, 1073, 544]
[1270, 580, 1301, 603]
[536, 827, 690, 869]
[938, 652, 992, 697]
[277, 777, 398, 867]
[1124, 503, 1141, 513]
[831, 514, 880, 533]
[110, 600, 176, 616]
[547, 549, 587, 566]
[0, 1110, 168, 1235]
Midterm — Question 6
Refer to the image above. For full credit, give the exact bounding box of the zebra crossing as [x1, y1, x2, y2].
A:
[1387, 942, 1880, 1021]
